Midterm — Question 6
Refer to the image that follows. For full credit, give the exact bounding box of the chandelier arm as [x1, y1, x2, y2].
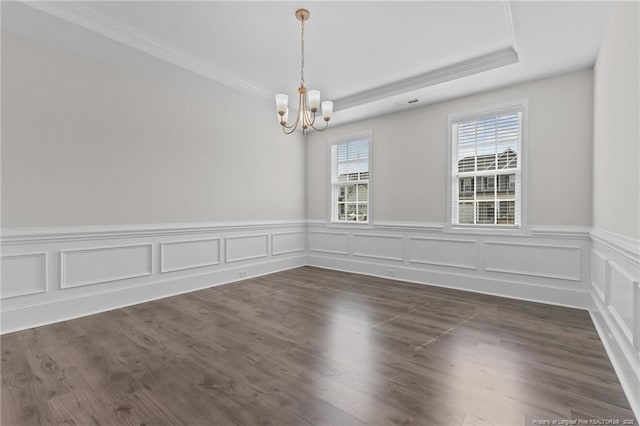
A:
[281, 125, 298, 135]
[280, 122, 298, 131]
[280, 90, 305, 132]
[280, 118, 299, 131]
[281, 105, 301, 133]
[309, 119, 329, 132]
[301, 90, 311, 130]
[303, 105, 315, 129]
[281, 107, 300, 129]
[280, 114, 299, 131]
[305, 109, 316, 127]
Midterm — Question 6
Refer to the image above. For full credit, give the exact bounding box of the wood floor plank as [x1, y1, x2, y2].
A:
[1, 266, 636, 425]
[1, 333, 49, 425]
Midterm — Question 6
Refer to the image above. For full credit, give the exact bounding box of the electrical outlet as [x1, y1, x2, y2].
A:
[239, 270, 248, 278]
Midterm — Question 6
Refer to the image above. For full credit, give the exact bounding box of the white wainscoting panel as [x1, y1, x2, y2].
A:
[408, 237, 477, 269]
[589, 228, 640, 420]
[160, 238, 220, 273]
[0, 221, 305, 334]
[352, 234, 403, 261]
[608, 261, 638, 344]
[591, 250, 609, 303]
[0, 252, 47, 299]
[225, 234, 269, 263]
[635, 285, 640, 354]
[308, 231, 349, 255]
[61, 244, 153, 289]
[484, 241, 581, 281]
[306, 221, 591, 309]
[272, 231, 305, 256]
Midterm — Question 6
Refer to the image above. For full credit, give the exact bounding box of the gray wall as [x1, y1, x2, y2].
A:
[1, 34, 306, 227]
[6, 25, 627, 234]
[306, 69, 594, 226]
[593, 1, 640, 240]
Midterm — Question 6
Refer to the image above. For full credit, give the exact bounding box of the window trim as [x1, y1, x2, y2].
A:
[328, 130, 373, 227]
[445, 100, 528, 234]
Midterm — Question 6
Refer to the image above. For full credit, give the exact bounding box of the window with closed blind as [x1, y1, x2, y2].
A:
[450, 102, 525, 228]
[330, 132, 371, 223]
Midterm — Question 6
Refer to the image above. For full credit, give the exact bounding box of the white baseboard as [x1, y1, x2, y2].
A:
[307, 255, 590, 310]
[1, 255, 305, 334]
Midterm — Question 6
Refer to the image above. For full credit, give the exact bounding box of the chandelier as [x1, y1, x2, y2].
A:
[275, 9, 333, 134]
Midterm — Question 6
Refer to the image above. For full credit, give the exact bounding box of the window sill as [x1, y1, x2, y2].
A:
[327, 221, 373, 230]
[446, 225, 528, 236]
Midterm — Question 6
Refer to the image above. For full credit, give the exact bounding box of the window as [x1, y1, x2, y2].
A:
[450, 103, 524, 227]
[461, 178, 473, 193]
[330, 133, 371, 223]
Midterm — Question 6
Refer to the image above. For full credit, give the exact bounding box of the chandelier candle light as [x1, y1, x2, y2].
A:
[276, 8, 333, 134]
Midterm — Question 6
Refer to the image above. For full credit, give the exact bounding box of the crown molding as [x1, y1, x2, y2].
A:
[333, 46, 519, 111]
[22, 1, 270, 99]
[21, 1, 520, 111]
[502, 0, 519, 53]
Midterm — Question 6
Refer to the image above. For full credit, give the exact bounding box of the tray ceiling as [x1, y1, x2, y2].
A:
[3, 1, 612, 125]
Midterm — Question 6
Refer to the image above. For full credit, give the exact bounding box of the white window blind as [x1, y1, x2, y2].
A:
[451, 108, 523, 226]
[331, 136, 370, 223]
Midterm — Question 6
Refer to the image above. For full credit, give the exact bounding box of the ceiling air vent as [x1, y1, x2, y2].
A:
[392, 98, 420, 108]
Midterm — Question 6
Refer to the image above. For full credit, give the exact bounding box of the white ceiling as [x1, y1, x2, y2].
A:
[3, 1, 612, 126]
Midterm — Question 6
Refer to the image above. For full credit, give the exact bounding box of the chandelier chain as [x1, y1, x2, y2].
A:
[300, 17, 305, 86]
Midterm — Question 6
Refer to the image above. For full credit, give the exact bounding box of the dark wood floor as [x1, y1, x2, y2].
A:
[1, 267, 635, 425]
